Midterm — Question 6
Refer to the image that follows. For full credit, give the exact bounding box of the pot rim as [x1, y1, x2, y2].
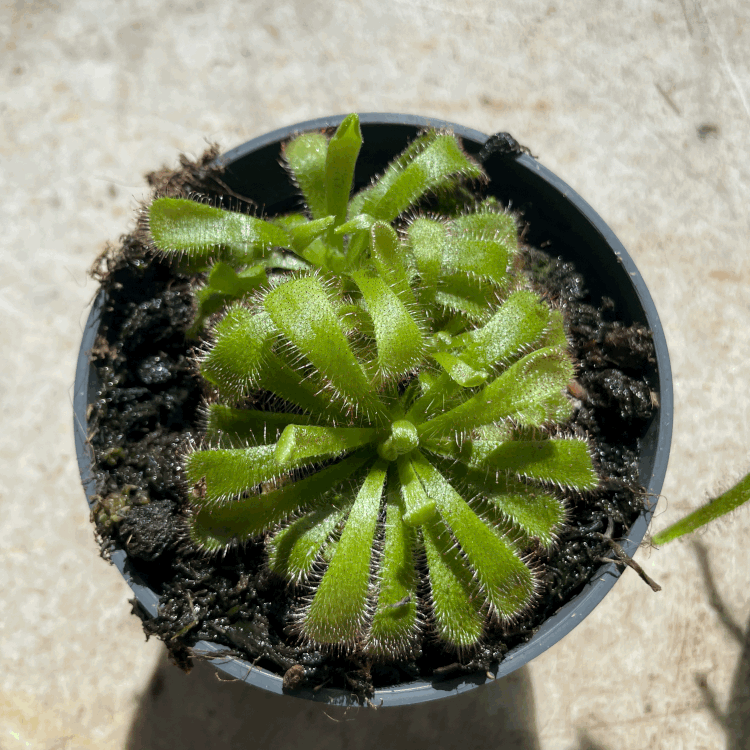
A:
[74, 112, 673, 706]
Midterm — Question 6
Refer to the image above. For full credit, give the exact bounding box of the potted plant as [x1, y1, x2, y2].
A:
[74, 113, 672, 705]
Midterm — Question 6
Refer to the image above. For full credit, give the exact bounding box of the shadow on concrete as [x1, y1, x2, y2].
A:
[126, 656, 540, 750]
[691, 539, 750, 749]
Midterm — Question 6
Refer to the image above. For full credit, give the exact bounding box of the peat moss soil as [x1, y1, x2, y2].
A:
[86, 151, 658, 702]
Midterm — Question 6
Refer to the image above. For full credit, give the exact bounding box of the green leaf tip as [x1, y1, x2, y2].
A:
[148, 114, 605, 653]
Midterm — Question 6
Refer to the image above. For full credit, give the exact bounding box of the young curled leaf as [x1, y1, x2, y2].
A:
[325, 114, 362, 231]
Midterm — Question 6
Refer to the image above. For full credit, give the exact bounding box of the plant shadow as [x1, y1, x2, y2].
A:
[126, 657, 540, 750]
[690, 539, 750, 748]
[131, 536, 750, 750]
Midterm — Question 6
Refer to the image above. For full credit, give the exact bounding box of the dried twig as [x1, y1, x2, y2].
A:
[595, 533, 662, 592]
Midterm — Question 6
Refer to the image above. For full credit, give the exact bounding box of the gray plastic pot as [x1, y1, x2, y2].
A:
[74, 113, 673, 706]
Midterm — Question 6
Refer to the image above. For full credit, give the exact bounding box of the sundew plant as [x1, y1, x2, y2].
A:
[146, 114, 599, 655]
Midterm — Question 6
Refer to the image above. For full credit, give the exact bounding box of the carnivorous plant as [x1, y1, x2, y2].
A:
[145, 114, 599, 654]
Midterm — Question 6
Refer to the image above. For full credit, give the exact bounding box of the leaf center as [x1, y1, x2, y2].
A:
[377, 419, 419, 461]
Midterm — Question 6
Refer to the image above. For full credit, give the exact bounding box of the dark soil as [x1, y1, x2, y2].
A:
[85, 150, 658, 704]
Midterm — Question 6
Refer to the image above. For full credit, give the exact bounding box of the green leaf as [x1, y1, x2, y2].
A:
[203, 306, 353, 419]
[267, 499, 352, 582]
[396, 454, 437, 526]
[457, 467, 566, 547]
[418, 346, 575, 437]
[467, 438, 598, 490]
[540, 309, 569, 351]
[303, 461, 387, 644]
[257, 249, 311, 272]
[288, 216, 336, 252]
[442, 236, 509, 286]
[412, 453, 536, 619]
[369, 222, 415, 305]
[366, 485, 419, 655]
[273, 213, 340, 268]
[652, 472, 750, 545]
[272, 213, 308, 231]
[429, 350, 488, 388]
[368, 134, 484, 222]
[421, 519, 484, 647]
[256, 356, 354, 420]
[451, 209, 517, 248]
[274, 424, 377, 466]
[188, 451, 373, 552]
[352, 268, 425, 381]
[326, 114, 362, 231]
[185, 444, 296, 506]
[205, 404, 311, 446]
[337, 214, 376, 269]
[206, 262, 265, 295]
[284, 132, 329, 220]
[191, 263, 267, 333]
[263, 274, 381, 416]
[148, 198, 290, 262]
[407, 217, 447, 306]
[483, 486, 566, 549]
[433, 273, 497, 323]
[456, 291, 551, 369]
[348, 130, 441, 219]
[405, 371, 461, 426]
[334, 213, 377, 236]
[201, 306, 276, 397]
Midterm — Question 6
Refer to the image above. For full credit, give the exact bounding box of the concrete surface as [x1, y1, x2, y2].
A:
[2, 0, 750, 748]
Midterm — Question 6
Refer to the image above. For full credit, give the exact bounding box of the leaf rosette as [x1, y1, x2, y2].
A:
[145, 114, 599, 654]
